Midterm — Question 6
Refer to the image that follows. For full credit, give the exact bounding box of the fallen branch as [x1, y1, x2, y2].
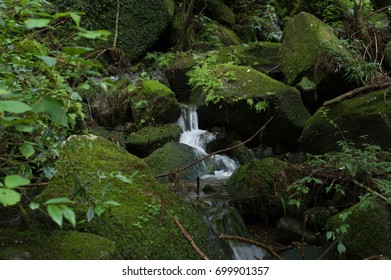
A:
[155, 117, 273, 178]
[219, 234, 283, 260]
[323, 81, 391, 106]
[174, 216, 209, 260]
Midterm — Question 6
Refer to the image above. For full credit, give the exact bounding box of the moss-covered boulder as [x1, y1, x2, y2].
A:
[88, 79, 133, 128]
[34, 135, 219, 259]
[327, 200, 391, 259]
[299, 89, 391, 154]
[145, 142, 199, 181]
[0, 229, 118, 260]
[50, 0, 175, 62]
[192, 20, 241, 51]
[191, 64, 310, 149]
[227, 158, 300, 224]
[166, 42, 281, 101]
[126, 123, 182, 157]
[130, 79, 181, 127]
[199, 0, 236, 26]
[280, 12, 354, 106]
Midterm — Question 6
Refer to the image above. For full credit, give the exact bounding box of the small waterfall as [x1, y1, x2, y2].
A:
[177, 105, 238, 180]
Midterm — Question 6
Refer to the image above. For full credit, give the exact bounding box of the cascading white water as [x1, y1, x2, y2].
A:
[177, 105, 239, 179]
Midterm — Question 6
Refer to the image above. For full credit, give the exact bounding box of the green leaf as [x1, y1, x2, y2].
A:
[337, 242, 346, 254]
[36, 55, 57, 67]
[4, 175, 30, 189]
[77, 29, 111, 40]
[0, 188, 21, 206]
[326, 231, 334, 240]
[60, 205, 76, 228]
[15, 125, 34, 133]
[64, 46, 93, 56]
[87, 207, 95, 222]
[94, 203, 106, 216]
[29, 201, 40, 210]
[0, 101, 31, 113]
[47, 204, 63, 228]
[45, 197, 74, 205]
[32, 96, 68, 127]
[19, 143, 35, 159]
[70, 13, 81, 27]
[103, 201, 121, 206]
[24, 18, 51, 29]
[339, 211, 351, 222]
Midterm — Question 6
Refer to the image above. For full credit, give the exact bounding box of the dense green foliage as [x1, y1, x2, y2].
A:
[0, 0, 109, 225]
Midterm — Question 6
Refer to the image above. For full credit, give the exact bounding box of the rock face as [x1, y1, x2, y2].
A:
[280, 12, 354, 108]
[89, 79, 133, 128]
[34, 135, 218, 259]
[145, 142, 199, 181]
[0, 230, 119, 260]
[276, 217, 319, 245]
[299, 89, 391, 154]
[130, 79, 181, 127]
[327, 199, 391, 259]
[166, 42, 280, 102]
[199, 0, 236, 26]
[227, 158, 300, 224]
[190, 64, 310, 149]
[126, 123, 182, 158]
[50, 0, 175, 62]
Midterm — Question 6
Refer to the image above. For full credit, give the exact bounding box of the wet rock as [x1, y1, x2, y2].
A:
[276, 217, 319, 245]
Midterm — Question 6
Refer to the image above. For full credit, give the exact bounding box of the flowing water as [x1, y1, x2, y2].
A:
[176, 105, 266, 260]
[177, 105, 238, 180]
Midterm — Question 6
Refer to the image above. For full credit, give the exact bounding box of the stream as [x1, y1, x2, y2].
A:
[176, 105, 267, 260]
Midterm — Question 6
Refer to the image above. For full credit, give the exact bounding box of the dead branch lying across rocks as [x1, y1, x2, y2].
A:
[155, 117, 273, 179]
[323, 81, 391, 106]
[174, 216, 209, 260]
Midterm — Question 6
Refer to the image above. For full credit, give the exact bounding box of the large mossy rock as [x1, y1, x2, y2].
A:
[126, 123, 182, 158]
[299, 89, 391, 154]
[50, 0, 175, 62]
[328, 200, 391, 259]
[191, 65, 310, 149]
[34, 135, 218, 259]
[145, 142, 199, 181]
[130, 79, 181, 127]
[280, 12, 354, 106]
[0, 230, 119, 260]
[88, 79, 133, 128]
[227, 158, 300, 224]
[198, 0, 236, 26]
[166, 42, 280, 101]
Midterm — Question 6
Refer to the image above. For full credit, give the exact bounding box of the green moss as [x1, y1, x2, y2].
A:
[131, 79, 181, 127]
[141, 80, 175, 97]
[280, 12, 352, 85]
[328, 200, 391, 259]
[227, 158, 300, 223]
[126, 123, 182, 157]
[34, 136, 218, 259]
[50, 0, 174, 62]
[145, 142, 199, 181]
[204, 0, 235, 26]
[300, 89, 391, 154]
[0, 229, 119, 260]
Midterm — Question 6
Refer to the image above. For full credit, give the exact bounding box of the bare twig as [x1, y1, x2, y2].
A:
[113, 0, 120, 49]
[219, 234, 283, 260]
[364, 254, 384, 260]
[318, 239, 338, 260]
[323, 81, 391, 106]
[155, 117, 273, 178]
[174, 216, 209, 260]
